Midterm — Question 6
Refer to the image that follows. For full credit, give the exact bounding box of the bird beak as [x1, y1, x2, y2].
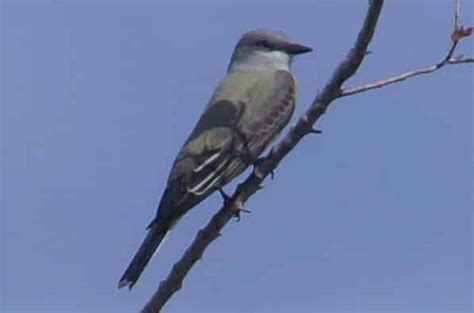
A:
[286, 42, 313, 55]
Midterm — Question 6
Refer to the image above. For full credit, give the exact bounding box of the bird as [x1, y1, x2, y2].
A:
[118, 29, 312, 289]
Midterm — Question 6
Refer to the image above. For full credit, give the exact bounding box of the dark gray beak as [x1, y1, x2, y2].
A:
[286, 42, 313, 55]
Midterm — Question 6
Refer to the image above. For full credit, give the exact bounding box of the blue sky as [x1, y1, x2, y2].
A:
[2, 1, 472, 312]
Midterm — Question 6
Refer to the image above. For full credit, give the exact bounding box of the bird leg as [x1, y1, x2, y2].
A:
[218, 187, 251, 221]
[231, 200, 251, 222]
[253, 158, 275, 180]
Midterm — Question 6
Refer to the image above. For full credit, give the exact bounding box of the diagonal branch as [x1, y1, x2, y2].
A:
[141, 1, 385, 312]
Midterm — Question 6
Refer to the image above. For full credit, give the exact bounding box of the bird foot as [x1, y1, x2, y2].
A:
[253, 158, 274, 180]
[218, 188, 250, 221]
[231, 203, 251, 222]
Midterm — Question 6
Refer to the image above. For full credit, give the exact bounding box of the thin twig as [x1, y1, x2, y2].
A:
[340, 56, 473, 98]
[441, 0, 462, 64]
[141, 1, 385, 312]
[455, 0, 461, 30]
[340, 0, 472, 98]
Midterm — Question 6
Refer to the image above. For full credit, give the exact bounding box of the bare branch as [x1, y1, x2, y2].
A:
[449, 55, 474, 64]
[450, 0, 473, 43]
[141, 1, 385, 312]
[340, 56, 473, 98]
[340, 0, 473, 98]
[455, 0, 461, 30]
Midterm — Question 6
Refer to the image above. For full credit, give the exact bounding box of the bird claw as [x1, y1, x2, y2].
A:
[218, 188, 250, 221]
[253, 158, 274, 180]
[231, 204, 251, 222]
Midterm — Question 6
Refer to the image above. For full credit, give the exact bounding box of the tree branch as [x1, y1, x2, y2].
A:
[340, 56, 473, 98]
[141, 1, 385, 312]
[141, 0, 473, 311]
[340, 0, 472, 98]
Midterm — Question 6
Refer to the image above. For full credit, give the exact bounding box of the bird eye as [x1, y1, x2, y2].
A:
[258, 40, 271, 48]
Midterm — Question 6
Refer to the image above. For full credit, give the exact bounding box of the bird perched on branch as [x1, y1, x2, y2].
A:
[118, 29, 312, 289]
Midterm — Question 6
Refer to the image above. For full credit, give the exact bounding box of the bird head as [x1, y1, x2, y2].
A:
[228, 29, 312, 72]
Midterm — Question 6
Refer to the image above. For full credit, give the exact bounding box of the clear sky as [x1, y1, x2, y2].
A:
[2, 1, 472, 312]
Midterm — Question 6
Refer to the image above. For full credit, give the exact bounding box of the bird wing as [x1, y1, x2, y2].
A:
[218, 70, 297, 185]
[158, 69, 296, 219]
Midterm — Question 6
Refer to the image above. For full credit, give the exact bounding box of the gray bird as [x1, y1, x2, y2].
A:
[119, 29, 312, 289]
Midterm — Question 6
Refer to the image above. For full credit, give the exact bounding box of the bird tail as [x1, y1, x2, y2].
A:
[118, 220, 170, 289]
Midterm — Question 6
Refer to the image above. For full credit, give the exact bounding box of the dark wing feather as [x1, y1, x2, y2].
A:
[243, 70, 296, 155]
[218, 70, 296, 184]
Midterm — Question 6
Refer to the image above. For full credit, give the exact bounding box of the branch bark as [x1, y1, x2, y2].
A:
[340, 56, 473, 98]
[141, 0, 472, 311]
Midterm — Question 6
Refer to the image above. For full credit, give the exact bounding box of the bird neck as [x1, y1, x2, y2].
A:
[228, 50, 292, 73]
